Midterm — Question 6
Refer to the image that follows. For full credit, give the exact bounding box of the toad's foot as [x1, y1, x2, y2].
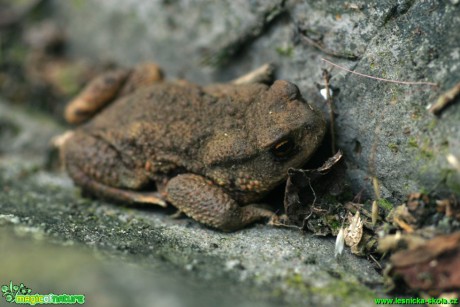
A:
[166, 174, 276, 232]
[80, 178, 167, 207]
[72, 167, 167, 207]
[51, 130, 75, 149]
[267, 214, 290, 227]
[132, 191, 167, 207]
[67, 170, 167, 207]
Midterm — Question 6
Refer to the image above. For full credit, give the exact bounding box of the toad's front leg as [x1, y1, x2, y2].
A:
[166, 174, 276, 232]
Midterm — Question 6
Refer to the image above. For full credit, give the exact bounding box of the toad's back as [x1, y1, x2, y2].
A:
[72, 81, 271, 182]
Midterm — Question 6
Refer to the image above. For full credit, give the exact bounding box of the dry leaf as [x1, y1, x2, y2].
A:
[389, 232, 460, 291]
[283, 151, 346, 233]
[344, 211, 363, 248]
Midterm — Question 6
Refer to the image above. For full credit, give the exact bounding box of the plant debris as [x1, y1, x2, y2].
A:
[284, 151, 382, 256]
[283, 153, 460, 284]
[282, 151, 382, 256]
[377, 193, 460, 294]
[388, 231, 460, 292]
[284, 151, 346, 233]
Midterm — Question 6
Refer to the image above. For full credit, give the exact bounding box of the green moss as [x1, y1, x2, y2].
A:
[286, 273, 306, 288]
[408, 137, 418, 148]
[407, 136, 434, 160]
[427, 119, 438, 131]
[378, 198, 393, 211]
[71, 0, 86, 10]
[420, 149, 434, 159]
[327, 218, 341, 232]
[275, 46, 293, 58]
[417, 186, 430, 195]
[270, 287, 283, 298]
[266, 6, 284, 21]
[201, 49, 231, 67]
[283, 272, 377, 304]
[309, 280, 376, 303]
[387, 143, 398, 153]
[52, 65, 86, 96]
[419, 137, 434, 160]
[443, 169, 460, 194]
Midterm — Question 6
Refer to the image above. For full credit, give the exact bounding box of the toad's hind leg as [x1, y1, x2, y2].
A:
[166, 174, 276, 232]
[62, 133, 166, 207]
[65, 63, 164, 124]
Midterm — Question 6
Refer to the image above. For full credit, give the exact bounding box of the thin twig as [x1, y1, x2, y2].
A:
[300, 35, 359, 60]
[323, 69, 336, 154]
[369, 254, 382, 270]
[321, 58, 438, 87]
[369, 122, 381, 208]
[429, 81, 460, 114]
[269, 220, 303, 230]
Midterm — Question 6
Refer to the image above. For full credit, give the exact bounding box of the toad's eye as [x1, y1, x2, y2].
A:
[270, 137, 297, 161]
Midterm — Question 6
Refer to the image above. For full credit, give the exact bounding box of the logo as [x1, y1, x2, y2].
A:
[1, 281, 85, 305]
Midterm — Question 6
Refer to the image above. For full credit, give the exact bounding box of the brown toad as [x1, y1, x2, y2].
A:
[61, 63, 326, 231]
